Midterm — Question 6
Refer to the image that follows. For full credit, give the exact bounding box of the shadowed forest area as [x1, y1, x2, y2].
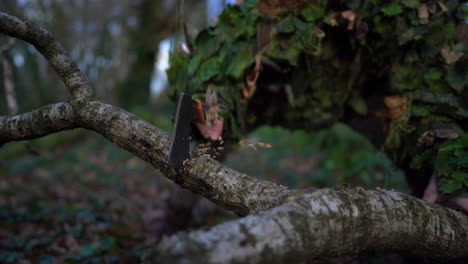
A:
[0, 0, 467, 263]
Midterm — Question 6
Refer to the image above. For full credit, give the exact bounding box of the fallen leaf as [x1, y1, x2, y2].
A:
[239, 140, 249, 145]
[248, 144, 258, 151]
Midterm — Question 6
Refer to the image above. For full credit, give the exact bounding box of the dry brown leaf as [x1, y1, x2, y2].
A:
[434, 128, 459, 139]
[265, 143, 272, 148]
[330, 13, 340, 27]
[436, 0, 448, 12]
[330, 10, 357, 30]
[241, 53, 262, 103]
[239, 140, 249, 145]
[256, 0, 281, 18]
[341, 10, 356, 30]
[417, 128, 458, 147]
[257, 0, 318, 17]
[257, 142, 266, 147]
[418, 4, 429, 24]
[384, 95, 408, 121]
[417, 130, 436, 147]
[248, 144, 258, 151]
[441, 47, 464, 64]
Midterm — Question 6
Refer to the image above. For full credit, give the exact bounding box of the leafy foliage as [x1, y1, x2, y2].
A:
[411, 134, 468, 194]
[168, 0, 467, 195]
[226, 123, 405, 189]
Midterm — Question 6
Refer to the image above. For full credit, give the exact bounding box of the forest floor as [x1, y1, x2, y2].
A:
[0, 130, 231, 264]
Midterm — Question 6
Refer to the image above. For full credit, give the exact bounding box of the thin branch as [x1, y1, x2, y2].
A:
[0, 12, 95, 100]
[150, 188, 468, 263]
[0, 102, 78, 145]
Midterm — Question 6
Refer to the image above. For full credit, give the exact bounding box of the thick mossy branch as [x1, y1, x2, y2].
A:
[75, 101, 293, 215]
[151, 188, 468, 264]
[0, 12, 95, 100]
[187, 156, 294, 216]
[0, 102, 78, 145]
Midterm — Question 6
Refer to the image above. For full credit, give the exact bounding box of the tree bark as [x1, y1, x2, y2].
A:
[0, 11, 467, 263]
[151, 188, 468, 263]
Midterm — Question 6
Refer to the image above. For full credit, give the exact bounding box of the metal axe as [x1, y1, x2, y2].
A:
[167, 92, 207, 168]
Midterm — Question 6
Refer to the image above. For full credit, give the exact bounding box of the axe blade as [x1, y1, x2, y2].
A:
[167, 92, 198, 168]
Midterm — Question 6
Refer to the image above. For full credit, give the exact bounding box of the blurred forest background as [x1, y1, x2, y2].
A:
[0, 0, 409, 263]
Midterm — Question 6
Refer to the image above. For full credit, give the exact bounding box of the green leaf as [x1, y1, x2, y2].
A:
[348, 95, 368, 115]
[439, 178, 463, 194]
[381, 3, 404, 16]
[446, 68, 468, 93]
[198, 59, 220, 82]
[401, 0, 421, 9]
[411, 104, 431, 117]
[300, 5, 325, 22]
[424, 71, 442, 81]
[276, 16, 295, 33]
[223, 44, 254, 78]
[410, 150, 432, 169]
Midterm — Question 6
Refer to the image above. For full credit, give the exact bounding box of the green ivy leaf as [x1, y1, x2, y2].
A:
[300, 5, 325, 22]
[439, 177, 463, 194]
[198, 59, 220, 82]
[424, 71, 442, 81]
[222, 44, 254, 78]
[410, 150, 432, 169]
[276, 16, 295, 33]
[348, 95, 368, 115]
[381, 3, 404, 16]
[401, 0, 421, 9]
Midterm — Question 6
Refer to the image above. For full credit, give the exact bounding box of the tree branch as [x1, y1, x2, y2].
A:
[0, 102, 78, 144]
[0, 12, 95, 100]
[150, 188, 468, 263]
[75, 100, 294, 216]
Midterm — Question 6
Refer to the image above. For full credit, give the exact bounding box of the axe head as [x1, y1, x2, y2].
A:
[167, 92, 205, 168]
